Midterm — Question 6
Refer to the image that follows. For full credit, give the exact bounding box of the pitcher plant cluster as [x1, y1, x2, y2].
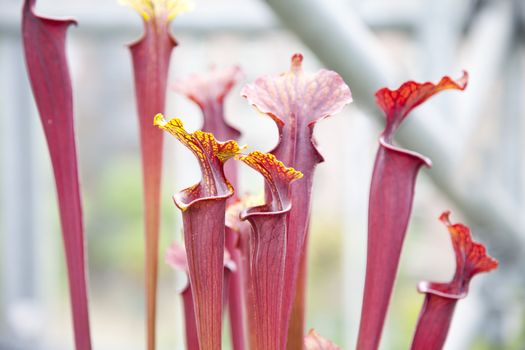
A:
[21, 0, 499, 349]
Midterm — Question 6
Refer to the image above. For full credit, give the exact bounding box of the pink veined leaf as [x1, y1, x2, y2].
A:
[221, 250, 238, 313]
[226, 195, 263, 350]
[303, 329, 341, 350]
[173, 65, 246, 350]
[172, 65, 243, 142]
[166, 243, 199, 350]
[224, 226, 246, 350]
[410, 211, 498, 350]
[21, 1, 92, 349]
[237, 151, 303, 350]
[155, 115, 240, 350]
[357, 73, 469, 350]
[165, 242, 236, 350]
[241, 54, 352, 349]
[121, 2, 191, 347]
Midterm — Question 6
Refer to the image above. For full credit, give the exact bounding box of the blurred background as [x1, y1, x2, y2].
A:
[1, 0, 524, 349]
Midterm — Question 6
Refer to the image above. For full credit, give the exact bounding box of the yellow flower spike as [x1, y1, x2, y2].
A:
[120, 0, 194, 21]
